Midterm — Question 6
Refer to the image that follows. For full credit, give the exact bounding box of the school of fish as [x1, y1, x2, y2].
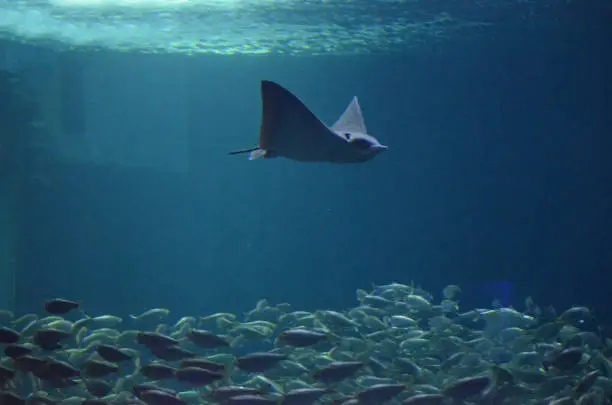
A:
[0, 282, 611, 405]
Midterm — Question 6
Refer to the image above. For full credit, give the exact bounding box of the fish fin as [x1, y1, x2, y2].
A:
[249, 149, 268, 160]
[259, 80, 343, 161]
[326, 331, 343, 346]
[260, 80, 326, 149]
[331, 97, 367, 134]
[356, 289, 367, 302]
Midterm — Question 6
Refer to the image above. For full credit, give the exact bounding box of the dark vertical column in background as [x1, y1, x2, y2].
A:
[58, 52, 86, 138]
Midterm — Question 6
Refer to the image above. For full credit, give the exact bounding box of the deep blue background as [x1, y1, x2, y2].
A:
[15, 4, 612, 321]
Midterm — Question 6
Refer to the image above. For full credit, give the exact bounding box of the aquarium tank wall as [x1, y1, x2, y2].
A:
[0, 0, 610, 332]
[0, 0, 610, 403]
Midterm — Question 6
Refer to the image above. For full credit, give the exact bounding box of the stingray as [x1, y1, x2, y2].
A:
[229, 80, 387, 163]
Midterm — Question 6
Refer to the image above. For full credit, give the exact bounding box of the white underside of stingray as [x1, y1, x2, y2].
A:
[230, 81, 387, 164]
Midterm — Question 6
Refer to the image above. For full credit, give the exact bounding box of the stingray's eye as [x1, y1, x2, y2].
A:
[343, 133, 351, 140]
[350, 138, 373, 150]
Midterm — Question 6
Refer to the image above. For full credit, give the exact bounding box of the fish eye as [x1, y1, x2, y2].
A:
[350, 138, 373, 149]
[343, 133, 351, 140]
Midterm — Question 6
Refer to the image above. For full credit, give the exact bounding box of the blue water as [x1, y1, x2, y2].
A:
[7, 8, 612, 321]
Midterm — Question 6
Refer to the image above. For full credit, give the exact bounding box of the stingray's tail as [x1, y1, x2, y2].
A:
[229, 147, 259, 155]
[229, 147, 269, 161]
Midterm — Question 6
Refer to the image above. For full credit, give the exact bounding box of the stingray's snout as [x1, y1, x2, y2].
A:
[373, 144, 388, 152]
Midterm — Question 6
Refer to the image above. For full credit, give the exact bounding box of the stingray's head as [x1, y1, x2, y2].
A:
[341, 132, 387, 162]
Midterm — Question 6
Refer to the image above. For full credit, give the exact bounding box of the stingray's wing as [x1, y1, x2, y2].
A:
[331, 97, 367, 134]
[259, 80, 346, 161]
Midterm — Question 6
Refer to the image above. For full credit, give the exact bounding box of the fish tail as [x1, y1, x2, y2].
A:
[327, 331, 343, 346]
